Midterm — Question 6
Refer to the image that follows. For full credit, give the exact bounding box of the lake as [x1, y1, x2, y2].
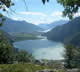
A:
[13, 39, 65, 60]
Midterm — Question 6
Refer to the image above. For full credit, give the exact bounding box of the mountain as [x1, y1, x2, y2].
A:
[44, 16, 80, 45]
[38, 24, 49, 30]
[66, 32, 80, 46]
[39, 20, 68, 30]
[1, 17, 43, 33]
[0, 29, 15, 43]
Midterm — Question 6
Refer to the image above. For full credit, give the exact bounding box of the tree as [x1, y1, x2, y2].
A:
[73, 47, 80, 68]
[64, 45, 75, 68]
[42, 0, 80, 19]
[0, 31, 14, 64]
[64, 44, 80, 68]
[1, 0, 80, 20]
[57, 0, 80, 19]
[16, 49, 33, 63]
[0, 0, 15, 64]
[0, 0, 14, 8]
[42, 0, 49, 4]
[0, 0, 14, 26]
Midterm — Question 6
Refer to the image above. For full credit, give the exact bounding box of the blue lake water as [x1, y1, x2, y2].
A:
[13, 39, 65, 60]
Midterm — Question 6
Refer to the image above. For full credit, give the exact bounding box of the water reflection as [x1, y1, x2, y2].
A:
[14, 39, 64, 60]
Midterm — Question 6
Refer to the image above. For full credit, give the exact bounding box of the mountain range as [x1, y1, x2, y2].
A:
[1, 16, 80, 46]
[0, 17, 43, 33]
[39, 20, 68, 30]
[43, 16, 80, 46]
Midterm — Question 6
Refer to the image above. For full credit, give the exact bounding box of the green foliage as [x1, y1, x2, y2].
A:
[16, 49, 34, 63]
[0, 31, 14, 64]
[0, 63, 49, 72]
[64, 45, 75, 68]
[57, 0, 80, 19]
[42, 0, 80, 19]
[1, 0, 80, 20]
[64, 44, 80, 68]
[0, 30, 35, 64]
[0, 14, 5, 26]
[0, 0, 14, 8]
[0, 0, 14, 26]
[42, 0, 49, 4]
[14, 34, 40, 42]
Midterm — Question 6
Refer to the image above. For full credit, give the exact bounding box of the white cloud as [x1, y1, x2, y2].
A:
[11, 17, 19, 20]
[74, 12, 80, 17]
[19, 12, 47, 17]
[11, 16, 54, 25]
[51, 11, 80, 18]
[10, 11, 68, 25]
[51, 11, 62, 16]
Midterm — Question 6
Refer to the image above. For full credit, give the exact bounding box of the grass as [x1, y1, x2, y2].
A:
[0, 63, 79, 72]
[14, 34, 41, 42]
[0, 63, 50, 72]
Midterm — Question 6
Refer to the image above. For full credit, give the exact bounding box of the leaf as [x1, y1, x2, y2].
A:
[3, 8, 6, 11]
[42, 0, 46, 4]
[47, 0, 49, 2]
[0, 23, 2, 26]
[0, 14, 3, 18]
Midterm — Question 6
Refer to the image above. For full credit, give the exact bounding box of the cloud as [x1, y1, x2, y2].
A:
[74, 12, 80, 17]
[11, 17, 19, 20]
[51, 11, 80, 18]
[10, 11, 68, 25]
[51, 11, 63, 16]
[11, 15, 54, 25]
[19, 12, 47, 17]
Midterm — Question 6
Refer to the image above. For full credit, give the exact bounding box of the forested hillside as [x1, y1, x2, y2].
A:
[44, 16, 80, 45]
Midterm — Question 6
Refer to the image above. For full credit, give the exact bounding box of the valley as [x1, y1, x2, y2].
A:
[1, 16, 80, 72]
[1, 16, 80, 60]
[0, 17, 69, 60]
[1, 0, 80, 72]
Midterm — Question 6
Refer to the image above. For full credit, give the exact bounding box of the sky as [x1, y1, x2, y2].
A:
[3, 0, 69, 25]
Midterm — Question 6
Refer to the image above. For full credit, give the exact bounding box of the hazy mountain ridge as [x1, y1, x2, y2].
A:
[1, 17, 43, 33]
[44, 16, 80, 45]
[39, 20, 68, 30]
